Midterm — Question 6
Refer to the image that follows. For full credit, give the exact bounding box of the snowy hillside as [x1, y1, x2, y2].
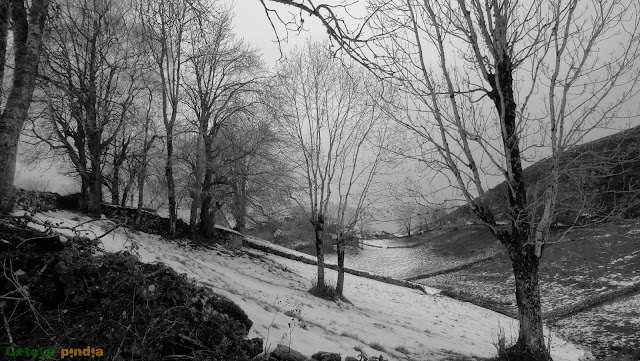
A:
[23, 211, 591, 361]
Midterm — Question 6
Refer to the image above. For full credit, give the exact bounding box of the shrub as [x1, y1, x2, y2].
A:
[369, 341, 386, 353]
[308, 281, 339, 301]
[0, 221, 262, 361]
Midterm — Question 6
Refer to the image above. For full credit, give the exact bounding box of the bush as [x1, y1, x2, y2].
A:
[1, 221, 262, 361]
[309, 281, 339, 301]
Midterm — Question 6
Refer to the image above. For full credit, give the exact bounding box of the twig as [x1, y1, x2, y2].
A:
[178, 333, 208, 350]
[96, 224, 122, 240]
[1, 301, 15, 346]
[113, 323, 133, 360]
[38, 258, 56, 276]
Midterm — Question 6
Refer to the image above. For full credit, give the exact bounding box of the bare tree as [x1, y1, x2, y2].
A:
[182, 8, 262, 237]
[333, 108, 392, 296]
[138, 0, 198, 236]
[262, 0, 640, 358]
[0, 0, 50, 214]
[275, 41, 388, 293]
[134, 86, 159, 229]
[393, 203, 416, 237]
[26, 0, 144, 216]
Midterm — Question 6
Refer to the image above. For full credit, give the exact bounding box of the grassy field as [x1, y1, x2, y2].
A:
[409, 221, 640, 359]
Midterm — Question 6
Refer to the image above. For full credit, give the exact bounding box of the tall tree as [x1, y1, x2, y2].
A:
[182, 8, 262, 237]
[138, 0, 196, 237]
[29, 0, 143, 216]
[0, 0, 50, 214]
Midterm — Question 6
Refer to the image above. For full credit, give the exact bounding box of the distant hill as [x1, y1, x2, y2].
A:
[451, 125, 640, 225]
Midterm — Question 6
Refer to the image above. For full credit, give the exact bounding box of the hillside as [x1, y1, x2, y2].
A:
[4, 210, 590, 361]
[396, 221, 640, 358]
[451, 125, 640, 224]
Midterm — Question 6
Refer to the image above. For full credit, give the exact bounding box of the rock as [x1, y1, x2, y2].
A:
[344, 357, 358, 361]
[271, 344, 307, 361]
[311, 351, 341, 361]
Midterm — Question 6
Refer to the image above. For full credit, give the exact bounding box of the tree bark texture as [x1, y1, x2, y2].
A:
[0, 0, 50, 214]
[510, 247, 550, 360]
[165, 130, 177, 237]
[336, 236, 345, 296]
[314, 214, 325, 287]
[189, 133, 204, 233]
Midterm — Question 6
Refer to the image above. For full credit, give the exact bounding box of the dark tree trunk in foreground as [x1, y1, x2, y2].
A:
[510, 248, 547, 359]
[487, 47, 551, 360]
[0, 0, 50, 214]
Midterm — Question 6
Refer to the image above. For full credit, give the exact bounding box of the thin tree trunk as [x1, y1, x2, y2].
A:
[165, 130, 177, 237]
[111, 167, 120, 205]
[336, 235, 345, 296]
[0, 0, 50, 214]
[120, 172, 137, 208]
[135, 140, 152, 230]
[232, 176, 247, 233]
[190, 133, 204, 232]
[135, 167, 146, 229]
[314, 215, 325, 287]
[0, 0, 9, 101]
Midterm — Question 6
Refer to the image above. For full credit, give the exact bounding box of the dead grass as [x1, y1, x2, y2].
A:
[368, 341, 386, 353]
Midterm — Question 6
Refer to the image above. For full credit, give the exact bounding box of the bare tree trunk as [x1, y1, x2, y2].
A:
[87, 154, 102, 217]
[199, 160, 215, 239]
[510, 247, 549, 359]
[79, 175, 89, 212]
[314, 214, 325, 286]
[120, 175, 136, 208]
[165, 130, 177, 237]
[0, 0, 9, 100]
[0, 116, 21, 213]
[135, 168, 146, 230]
[0, 0, 50, 214]
[111, 166, 120, 205]
[232, 176, 247, 233]
[336, 235, 345, 296]
[135, 118, 154, 230]
[190, 133, 204, 232]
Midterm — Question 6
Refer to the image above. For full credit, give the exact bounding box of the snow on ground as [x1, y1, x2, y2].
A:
[20, 211, 591, 361]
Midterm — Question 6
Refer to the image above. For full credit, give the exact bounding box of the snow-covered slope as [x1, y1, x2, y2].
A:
[22, 211, 591, 361]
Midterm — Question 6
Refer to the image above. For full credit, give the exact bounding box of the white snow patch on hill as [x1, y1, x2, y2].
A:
[20, 211, 591, 361]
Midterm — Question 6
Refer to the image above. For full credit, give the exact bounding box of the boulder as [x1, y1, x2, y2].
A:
[271, 344, 308, 361]
[311, 351, 341, 361]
